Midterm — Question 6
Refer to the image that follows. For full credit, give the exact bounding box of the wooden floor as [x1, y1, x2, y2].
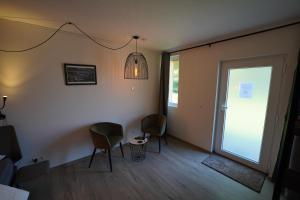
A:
[45, 137, 273, 200]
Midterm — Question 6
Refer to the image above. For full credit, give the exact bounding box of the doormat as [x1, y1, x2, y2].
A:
[202, 154, 266, 192]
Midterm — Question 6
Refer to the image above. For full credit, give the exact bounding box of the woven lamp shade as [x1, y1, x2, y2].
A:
[124, 52, 148, 79]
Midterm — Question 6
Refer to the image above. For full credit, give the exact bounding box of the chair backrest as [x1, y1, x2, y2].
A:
[141, 114, 166, 135]
[89, 122, 123, 149]
[0, 125, 22, 163]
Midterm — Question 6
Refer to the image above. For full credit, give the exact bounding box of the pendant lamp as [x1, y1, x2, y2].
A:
[124, 36, 148, 79]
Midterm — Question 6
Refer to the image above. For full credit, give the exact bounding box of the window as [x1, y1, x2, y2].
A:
[168, 55, 179, 107]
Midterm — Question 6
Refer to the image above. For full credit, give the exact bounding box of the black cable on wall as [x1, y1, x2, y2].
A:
[0, 22, 133, 52]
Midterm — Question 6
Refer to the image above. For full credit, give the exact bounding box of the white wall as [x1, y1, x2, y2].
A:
[0, 19, 161, 167]
[168, 24, 300, 173]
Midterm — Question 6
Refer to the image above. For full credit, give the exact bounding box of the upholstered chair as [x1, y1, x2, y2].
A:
[89, 122, 124, 172]
[141, 114, 167, 153]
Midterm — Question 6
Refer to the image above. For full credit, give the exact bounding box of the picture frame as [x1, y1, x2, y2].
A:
[64, 63, 97, 85]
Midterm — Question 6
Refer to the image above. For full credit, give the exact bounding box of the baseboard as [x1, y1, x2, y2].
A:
[168, 134, 211, 153]
[51, 136, 209, 169]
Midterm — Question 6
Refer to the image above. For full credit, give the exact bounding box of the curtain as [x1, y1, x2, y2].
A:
[159, 52, 170, 136]
[159, 52, 170, 116]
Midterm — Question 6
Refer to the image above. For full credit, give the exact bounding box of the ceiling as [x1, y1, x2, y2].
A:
[1, 0, 300, 51]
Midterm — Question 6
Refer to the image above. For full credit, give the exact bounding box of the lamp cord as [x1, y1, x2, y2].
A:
[72, 23, 133, 50]
[135, 38, 138, 53]
[0, 22, 134, 52]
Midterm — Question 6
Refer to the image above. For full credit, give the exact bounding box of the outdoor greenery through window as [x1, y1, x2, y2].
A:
[168, 55, 179, 107]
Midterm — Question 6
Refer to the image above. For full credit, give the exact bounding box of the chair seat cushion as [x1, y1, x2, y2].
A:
[143, 127, 161, 136]
[107, 136, 123, 147]
[15, 160, 49, 184]
[0, 158, 14, 185]
[17, 174, 53, 200]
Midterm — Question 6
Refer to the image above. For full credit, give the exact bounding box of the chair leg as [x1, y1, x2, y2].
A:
[158, 136, 161, 153]
[164, 133, 168, 145]
[120, 142, 124, 158]
[89, 148, 96, 168]
[108, 149, 112, 172]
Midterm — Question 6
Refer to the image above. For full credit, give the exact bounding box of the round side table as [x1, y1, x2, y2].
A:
[129, 137, 148, 161]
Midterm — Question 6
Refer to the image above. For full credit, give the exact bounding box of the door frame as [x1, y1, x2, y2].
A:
[213, 55, 286, 173]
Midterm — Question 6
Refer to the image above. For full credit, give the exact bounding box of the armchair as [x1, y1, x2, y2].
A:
[89, 122, 124, 172]
[0, 125, 50, 199]
[141, 114, 167, 153]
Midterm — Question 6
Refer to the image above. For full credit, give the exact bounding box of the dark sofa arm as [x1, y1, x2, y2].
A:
[15, 160, 49, 184]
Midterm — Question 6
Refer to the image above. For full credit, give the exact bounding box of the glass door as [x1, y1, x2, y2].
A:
[215, 56, 284, 173]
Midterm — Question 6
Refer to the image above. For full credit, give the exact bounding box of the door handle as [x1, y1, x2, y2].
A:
[221, 104, 228, 111]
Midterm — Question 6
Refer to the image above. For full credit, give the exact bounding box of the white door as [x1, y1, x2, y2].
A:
[214, 55, 285, 173]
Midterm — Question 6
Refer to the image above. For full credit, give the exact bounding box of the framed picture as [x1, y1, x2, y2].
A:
[64, 63, 97, 85]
